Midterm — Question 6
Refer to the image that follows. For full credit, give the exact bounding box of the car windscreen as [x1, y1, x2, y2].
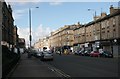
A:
[43, 51, 52, 54]
[104, 51, 111, 54]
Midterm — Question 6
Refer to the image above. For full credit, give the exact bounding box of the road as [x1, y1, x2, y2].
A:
[7, 53, 119, 78]
[44, 54, 118, 77]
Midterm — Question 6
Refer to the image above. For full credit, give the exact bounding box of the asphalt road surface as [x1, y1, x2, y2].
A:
[44, 54, 118, 77]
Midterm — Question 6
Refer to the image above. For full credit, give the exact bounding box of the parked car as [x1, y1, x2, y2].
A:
[100, 50, 113, 58]
[74, 51, 80, 55]
[90, 51, 100, 57]
[79, 50, 85, 56]
[84, 50, 91, 56]
[56, 51, 61, 54]
[41, 51, 53, 61]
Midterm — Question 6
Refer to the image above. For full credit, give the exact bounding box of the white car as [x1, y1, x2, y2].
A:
[41, 51, 53, 61]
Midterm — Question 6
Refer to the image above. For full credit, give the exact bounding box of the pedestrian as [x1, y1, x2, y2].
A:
[27, 48, 31, 58]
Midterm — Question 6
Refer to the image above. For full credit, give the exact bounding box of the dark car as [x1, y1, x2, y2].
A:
[90, 51, 100, 57]
[100, 50, 113, 58]
[74, 51, 80, 55]
[79, 50, 85, 56]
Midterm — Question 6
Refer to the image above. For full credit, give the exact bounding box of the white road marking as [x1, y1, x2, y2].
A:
[41, 61, 71, 77]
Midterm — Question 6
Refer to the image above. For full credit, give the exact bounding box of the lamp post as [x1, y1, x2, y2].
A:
[88, 9, 96, 21]
[29, 8, 31, 48]
[88, 9, 97, 38]
[88, 9, 98, 51]
[29, 7, 39, 48]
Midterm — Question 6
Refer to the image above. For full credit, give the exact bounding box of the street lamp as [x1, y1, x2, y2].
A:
[88, 9, 98, 51]
[29, 7, 39, 48]
[88, 9, 96, 20]
[88, 9, 97, 39]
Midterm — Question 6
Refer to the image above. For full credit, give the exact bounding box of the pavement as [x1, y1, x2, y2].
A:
[7, 53, 60, 78]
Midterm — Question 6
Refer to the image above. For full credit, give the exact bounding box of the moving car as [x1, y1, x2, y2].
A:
[33, 52, 42, 58]
[41, 51, 53, 61]
[100, 50, 113, 58]
[90, 51, 100, 57]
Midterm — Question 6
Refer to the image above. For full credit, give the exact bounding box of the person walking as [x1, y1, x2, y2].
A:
[27, 48, 31, 58]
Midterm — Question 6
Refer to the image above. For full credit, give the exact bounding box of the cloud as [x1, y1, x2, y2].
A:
[18, 27, 29, 46]
[13, 9, 27, 20]
[49, 2, 62, 5]
[5, 0, 42, 2]
[4, 0, 119, 2]
[32, 24, 52, 42]
[5, 0, 42, 6]
[18, 24, 53, 47]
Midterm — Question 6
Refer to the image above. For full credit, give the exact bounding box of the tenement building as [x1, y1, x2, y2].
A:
[73, 5, 120, 57]
[50, 23, 80, 54]
[34, 37, 50, 51]
[0, 1, 2, 44]
[1, 1, 18, 49]
[13, 25, 19, 47]
[18, 38, 25, 49]
[73, 25, 85, 52]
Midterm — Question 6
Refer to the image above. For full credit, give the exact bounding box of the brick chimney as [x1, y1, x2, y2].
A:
[110, 5, 119, 14]
[101, 12, 107, 18]
[94, 16, 101, 21]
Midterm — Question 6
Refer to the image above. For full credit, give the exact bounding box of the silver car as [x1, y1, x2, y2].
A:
[41, 51, 53, 61]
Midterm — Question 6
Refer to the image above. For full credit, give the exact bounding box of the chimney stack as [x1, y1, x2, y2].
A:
[101, 12, 107, 18]
[110, 5, 119, 14]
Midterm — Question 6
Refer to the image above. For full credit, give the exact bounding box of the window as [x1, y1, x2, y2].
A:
[97, 30, 100, 31]
[113, 29, 116, 32]
[102, 28, 105, 30]
[102, 31, 105, 33]
[66, 31, 69, 34]
[106, 20, 109, 28]
[113, 18, 116, 25]
[67, 36, 69, 39]
[67, 42, 70, 45]
[113, 31, 116, 38]
[59, 37, 61, 40]
[81, 28, 85, 33]
[101, 21, 105, 28]
[87, 34, 88, 37]
[93, 29, 96, 35]
[113, 25, 115, 27]
[82, 34, 85, 36]
[59, 33, 60, 36]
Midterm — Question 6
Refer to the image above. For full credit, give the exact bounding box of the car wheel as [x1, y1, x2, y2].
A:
[98, 55, 100, 57]
[40, 58, 44, 61]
